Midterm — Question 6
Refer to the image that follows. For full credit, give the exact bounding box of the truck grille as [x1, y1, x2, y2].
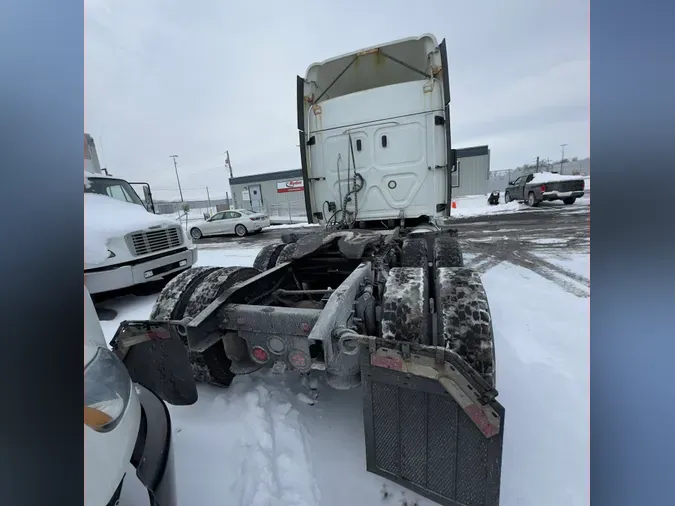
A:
[126, 227, 183, 256]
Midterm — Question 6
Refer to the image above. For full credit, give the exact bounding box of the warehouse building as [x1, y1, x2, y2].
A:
[229, 169, 307, 219]
[229, 145, 489, 219]
[453, 145, 491, 197]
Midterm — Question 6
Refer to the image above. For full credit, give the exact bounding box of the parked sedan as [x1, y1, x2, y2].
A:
[189, 209, 270, 239]
[504, 172, 585, 207]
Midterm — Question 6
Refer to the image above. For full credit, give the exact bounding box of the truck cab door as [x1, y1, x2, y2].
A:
[524, 173, 535, 200]
[511, 176, 523, 200]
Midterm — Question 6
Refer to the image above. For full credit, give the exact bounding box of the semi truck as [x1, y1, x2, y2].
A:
[84, 134, 198, 295]
[111, 35, 505, 506]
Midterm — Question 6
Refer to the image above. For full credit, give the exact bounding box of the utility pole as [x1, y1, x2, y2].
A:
[560, 144, 568, 173]
[170, 155, 184, 202]
[225, 151, 236, 208]
[535, 156, 540, 173]
[206, 186, 212, 210]
[225, 150, 233, 179]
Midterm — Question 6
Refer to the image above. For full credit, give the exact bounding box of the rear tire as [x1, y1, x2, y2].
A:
[563, 197, 576, 205]
[381, 267, 430, 344]
[253, 243, 286, 272]
[235, 224, 248, 237]
[275, 243, 298, 266]
[190, 227, 203, 240]
[434, 236, 464, 268]
[435, 267, 496, 386]
[401, 237, 429, 268]
[150, 266, 259, 387]
[504, 191, 511, 203]
[527, 192, 539, 207]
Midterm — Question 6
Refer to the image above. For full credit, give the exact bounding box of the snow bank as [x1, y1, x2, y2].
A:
[529, 172, 585, 184]
[266, 223, 320, 230]
[450, 194, 525, 218]
[84, 193, 180, 265]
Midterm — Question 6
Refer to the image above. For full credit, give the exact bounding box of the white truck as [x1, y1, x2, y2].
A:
[84, 134, 197, 294]
[85, 286, 186, 506]
[111, 35, 505, 506]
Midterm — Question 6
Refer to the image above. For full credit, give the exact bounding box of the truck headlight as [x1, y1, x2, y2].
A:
[84, 348, 131, 433]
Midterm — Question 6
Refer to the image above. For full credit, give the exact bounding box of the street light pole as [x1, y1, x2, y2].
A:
[170, 154, 184, 202]
[560, 144, 568, 173]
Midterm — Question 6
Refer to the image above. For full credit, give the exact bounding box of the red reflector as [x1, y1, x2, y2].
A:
[251, 346, 269, 363]
[288, 350, 310, 370]
[540, 184, 547, 192]
[371, 353, 404, 371]
[148, 329, 170, 340]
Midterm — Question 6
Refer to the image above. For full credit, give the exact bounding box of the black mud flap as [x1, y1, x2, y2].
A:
[360, 337, 505, 506]
[110, 320, 198, 406]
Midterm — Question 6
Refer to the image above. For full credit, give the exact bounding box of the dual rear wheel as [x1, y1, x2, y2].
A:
[383, 234, 496, 386]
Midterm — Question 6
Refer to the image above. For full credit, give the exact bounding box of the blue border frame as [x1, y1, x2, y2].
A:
[0, 0, 84, 504]
[591, 1, 675, 504]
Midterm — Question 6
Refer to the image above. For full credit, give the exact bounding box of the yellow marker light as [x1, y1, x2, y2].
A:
[84, 406, 113, 430]
[84, 348, 131, 433]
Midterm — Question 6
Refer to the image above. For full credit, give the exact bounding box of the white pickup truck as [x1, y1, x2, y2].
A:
[84, 170, 198, 294]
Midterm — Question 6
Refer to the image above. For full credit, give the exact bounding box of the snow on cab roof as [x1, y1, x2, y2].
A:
[84, 170, 114, 188]
[85, 193, 179, 266]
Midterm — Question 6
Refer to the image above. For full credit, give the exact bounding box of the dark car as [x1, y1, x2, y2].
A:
[504, 172, 585, 207]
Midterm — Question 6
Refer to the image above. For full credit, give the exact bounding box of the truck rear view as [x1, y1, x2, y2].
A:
[298, 34, 456, 228]
[112, 35, 505, 506]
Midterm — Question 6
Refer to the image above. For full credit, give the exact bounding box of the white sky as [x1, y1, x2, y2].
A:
[85, 0, 589, 200]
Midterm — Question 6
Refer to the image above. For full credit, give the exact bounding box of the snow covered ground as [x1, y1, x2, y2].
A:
[101, 244, 589, 506]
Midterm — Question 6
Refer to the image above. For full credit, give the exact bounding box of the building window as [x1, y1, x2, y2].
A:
[452, 159, 460, 188]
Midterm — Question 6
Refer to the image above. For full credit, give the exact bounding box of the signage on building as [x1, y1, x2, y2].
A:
[242, 189, 250, 201]
[276, 180, 304, 193]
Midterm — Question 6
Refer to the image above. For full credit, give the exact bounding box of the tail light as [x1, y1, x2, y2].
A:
[288, 350, 310, 371]
[540, 184, 547, 192]
[251, 346, 269, 364]
[581, 180, 585, 189]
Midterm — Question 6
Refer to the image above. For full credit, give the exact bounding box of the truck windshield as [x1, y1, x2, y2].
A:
[85, 176, 144, 207]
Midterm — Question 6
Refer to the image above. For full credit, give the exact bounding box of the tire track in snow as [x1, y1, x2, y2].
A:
[508, 251, 589, 298]
[461, 236, 589, 296]
[230, 383, 320, 506]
